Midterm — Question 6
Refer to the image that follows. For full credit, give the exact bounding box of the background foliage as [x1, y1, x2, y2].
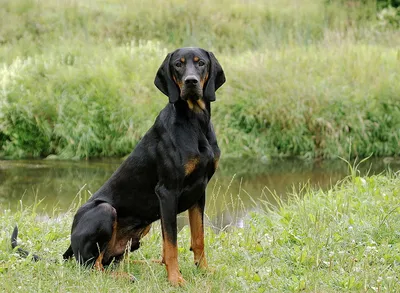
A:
[1, 0, 399, 159]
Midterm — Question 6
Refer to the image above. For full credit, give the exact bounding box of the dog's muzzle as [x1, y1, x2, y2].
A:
[181, 75, 202, 100]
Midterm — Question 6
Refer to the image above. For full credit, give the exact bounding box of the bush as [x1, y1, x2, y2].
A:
[377, 6, 400, 28]
[377, 0, 400, 8]
[1, 0, 400, 159]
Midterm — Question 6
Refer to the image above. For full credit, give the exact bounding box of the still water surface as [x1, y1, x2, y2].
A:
[1, 157, 399, 228]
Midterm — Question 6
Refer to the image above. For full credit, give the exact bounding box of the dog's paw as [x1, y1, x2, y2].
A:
[111, 272, 137, 282]
[168, 272, 186, 286]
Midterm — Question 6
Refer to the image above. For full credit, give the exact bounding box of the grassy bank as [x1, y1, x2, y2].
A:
[1, 173, 399, 292]
[1, 0, 400, 159]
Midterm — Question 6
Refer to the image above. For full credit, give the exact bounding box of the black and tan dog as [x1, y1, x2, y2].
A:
[11, 47, 225, 286]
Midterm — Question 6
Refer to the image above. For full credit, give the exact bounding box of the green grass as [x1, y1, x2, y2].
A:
[1, 0, 400, 159]
[0, 0, 382, 57]
[1, 173, 400, 292]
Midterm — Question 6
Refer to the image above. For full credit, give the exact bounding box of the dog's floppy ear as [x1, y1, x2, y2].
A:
[154, 53, 180, 103]
[204, 51, 226, 102]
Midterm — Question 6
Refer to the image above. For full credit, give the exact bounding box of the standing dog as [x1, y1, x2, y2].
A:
[12, 47, 225, 286]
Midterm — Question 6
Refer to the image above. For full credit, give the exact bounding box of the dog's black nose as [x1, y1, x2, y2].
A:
[184, 76, 199, 85]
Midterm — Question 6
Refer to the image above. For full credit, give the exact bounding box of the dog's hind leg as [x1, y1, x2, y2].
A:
[70, 202, 117, 267]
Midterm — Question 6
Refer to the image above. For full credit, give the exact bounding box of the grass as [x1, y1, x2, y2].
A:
[1, 172, 400, 292]
[1, 0, 400, 159]
[0, 0, 382, 56]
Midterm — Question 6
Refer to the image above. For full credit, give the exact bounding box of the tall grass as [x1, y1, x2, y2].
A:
[1, 0, 400, 159]
[0, 0, 386, 56]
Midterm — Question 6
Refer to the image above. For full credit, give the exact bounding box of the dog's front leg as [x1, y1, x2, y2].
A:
[189, 194, 208, 269]
[155, 184, 185, 286]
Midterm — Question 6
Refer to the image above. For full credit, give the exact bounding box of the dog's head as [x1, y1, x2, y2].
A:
[154, 47, 226, 105]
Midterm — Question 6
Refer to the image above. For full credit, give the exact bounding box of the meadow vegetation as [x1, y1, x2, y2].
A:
[0, 0, 400, 160]
[2, 2, 400, 291]
[1, 172, 400, 292]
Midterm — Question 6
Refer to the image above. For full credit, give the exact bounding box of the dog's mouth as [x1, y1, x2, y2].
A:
[180, 85, 203, 101]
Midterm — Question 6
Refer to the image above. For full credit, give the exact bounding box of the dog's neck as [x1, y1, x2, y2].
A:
[173, 99, 211, 125]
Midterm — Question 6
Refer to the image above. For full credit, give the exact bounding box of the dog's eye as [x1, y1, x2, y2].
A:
[175, 61, 183, 68]
[198, 60, 205, 67]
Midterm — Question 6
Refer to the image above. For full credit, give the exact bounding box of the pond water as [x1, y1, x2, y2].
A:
[1, 157, 399, 229]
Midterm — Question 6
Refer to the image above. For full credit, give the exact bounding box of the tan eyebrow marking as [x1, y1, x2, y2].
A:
[193, 56, 199, 62]
[180, 57, 185, 63]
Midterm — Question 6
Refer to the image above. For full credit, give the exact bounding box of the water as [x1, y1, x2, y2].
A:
[1, 157, 399, 229]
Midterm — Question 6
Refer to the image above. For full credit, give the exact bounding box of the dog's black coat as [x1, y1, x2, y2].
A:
[12, 47, 225, 284]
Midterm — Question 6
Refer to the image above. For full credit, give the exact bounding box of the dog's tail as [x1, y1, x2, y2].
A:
[11, 225, 40, 262]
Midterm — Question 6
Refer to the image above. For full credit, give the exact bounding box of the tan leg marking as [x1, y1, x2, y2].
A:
[95, 251, 135, 281]
[95, 222, 137, 282]
[141, 224, 151, 239]
[189, 206, 208, 269]
[163, 236, 185, 286]
[103, 220, 118, 257]
[94, 251, 105, 271]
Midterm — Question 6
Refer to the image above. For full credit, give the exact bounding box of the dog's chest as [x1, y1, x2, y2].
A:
[183, 134, 218, 178]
